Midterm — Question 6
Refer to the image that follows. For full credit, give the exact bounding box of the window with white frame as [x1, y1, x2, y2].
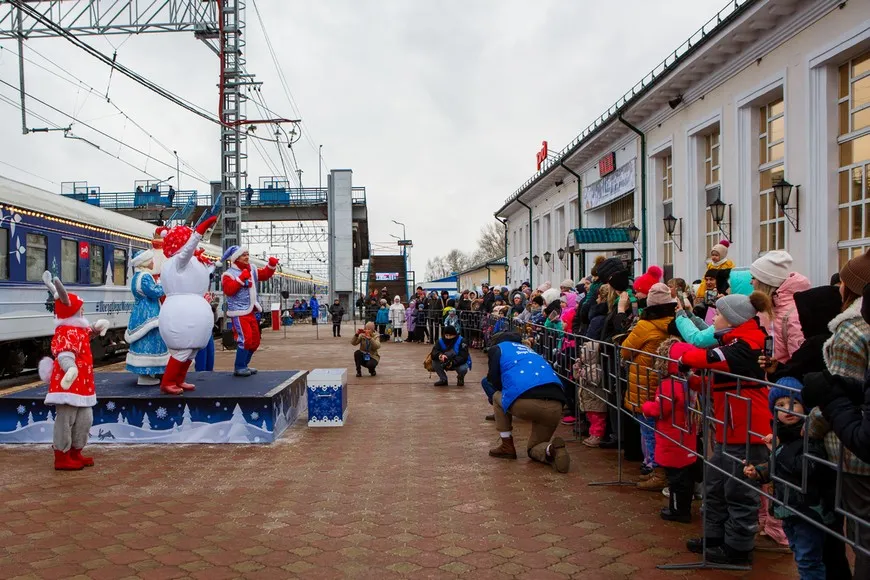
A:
[607, 194, 634, 228]
[661, 153, 674, 276]
[759, 98, 786, 253]
[837, 51, 870, 267]
[704, 130, 723, 256]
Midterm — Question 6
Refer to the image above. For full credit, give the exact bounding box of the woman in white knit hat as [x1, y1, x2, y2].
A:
[749, 250, 811, 364]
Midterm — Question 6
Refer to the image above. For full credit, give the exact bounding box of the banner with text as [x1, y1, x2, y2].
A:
[583, 158, 636, 211]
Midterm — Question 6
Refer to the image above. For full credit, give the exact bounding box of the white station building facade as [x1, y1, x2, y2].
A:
[496, 0, 870, 289]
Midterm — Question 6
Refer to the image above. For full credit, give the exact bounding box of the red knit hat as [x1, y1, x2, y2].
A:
[42, 272, 84, 319]
[162, 225, 193, 258]
[55, 293, 84, 320]
[633, 265, 664, 295]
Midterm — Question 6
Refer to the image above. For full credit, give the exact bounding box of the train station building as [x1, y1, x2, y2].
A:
[496, 0, 870, 288]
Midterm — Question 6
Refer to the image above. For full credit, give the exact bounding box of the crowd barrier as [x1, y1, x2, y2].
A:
[505, 319, 869, 572]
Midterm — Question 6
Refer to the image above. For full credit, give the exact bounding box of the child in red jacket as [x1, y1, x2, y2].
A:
[678, 292, 774, 566]
[641, 338, 699, 523]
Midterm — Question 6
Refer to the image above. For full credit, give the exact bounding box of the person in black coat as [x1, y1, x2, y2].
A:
[760, 285, 842, 383]
[328, 299, 345, 338]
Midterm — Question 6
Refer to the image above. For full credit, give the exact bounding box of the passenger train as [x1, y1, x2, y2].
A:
[0, 176, 327, 377]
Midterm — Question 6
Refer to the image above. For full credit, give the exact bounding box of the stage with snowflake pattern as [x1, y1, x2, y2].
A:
[0, 371, 307, 444]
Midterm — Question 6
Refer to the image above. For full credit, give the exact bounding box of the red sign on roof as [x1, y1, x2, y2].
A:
[536, 141, 549, 171]
[599, 152, 616, 177]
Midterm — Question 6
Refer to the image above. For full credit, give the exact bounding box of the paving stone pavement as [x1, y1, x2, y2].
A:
[0, 322, 804, 579]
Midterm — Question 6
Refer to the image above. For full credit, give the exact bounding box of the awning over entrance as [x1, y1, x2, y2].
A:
[571, 228, 635, 252]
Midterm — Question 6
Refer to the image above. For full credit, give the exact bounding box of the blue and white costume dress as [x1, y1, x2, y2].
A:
[125, 251, 169, 385]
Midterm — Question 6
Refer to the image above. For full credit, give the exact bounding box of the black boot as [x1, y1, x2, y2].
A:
[706, 544, 753, 566]
[355, 367, 362, 377]
[660, 490, 692, 523]
[686, 536, 723, 554]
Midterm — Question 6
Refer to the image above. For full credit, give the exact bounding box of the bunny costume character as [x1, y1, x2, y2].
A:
[157, 216, 217, 395]
[38, 272, 110, 471]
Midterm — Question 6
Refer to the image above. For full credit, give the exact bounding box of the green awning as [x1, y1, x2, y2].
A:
[572, 228, 633, 245]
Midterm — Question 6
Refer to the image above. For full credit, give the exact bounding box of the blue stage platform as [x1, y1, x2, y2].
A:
[0, 371, 307, 444]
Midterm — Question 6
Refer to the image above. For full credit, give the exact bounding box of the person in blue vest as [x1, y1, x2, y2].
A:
[430, 325, 469, 387]
[483, 332, 570, 473]
[309, 295, 319, 325]
[221, 245, 278, 377]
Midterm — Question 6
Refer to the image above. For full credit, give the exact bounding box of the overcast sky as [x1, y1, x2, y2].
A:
[0, 0, 727, 279]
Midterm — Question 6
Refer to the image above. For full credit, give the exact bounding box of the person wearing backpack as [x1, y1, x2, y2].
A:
[430, 325, 470, 387]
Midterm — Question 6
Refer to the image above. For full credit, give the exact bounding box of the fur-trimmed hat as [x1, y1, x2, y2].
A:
[221, 245, 248, 264]
[131, 249, 154, 268]
[42, 272, 84, 320]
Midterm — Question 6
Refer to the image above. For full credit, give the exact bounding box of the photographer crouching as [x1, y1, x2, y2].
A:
[352, 322, 380, 377]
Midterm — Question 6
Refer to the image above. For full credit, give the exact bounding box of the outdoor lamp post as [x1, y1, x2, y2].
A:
[663, 214, 683, 251]
[708, 198, 732, 239]
[773, 179, 800, 232]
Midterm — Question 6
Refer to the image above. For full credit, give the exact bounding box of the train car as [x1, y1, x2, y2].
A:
[0, 176, 328, 376]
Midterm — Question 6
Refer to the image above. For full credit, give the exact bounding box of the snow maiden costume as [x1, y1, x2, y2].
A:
[157, 216, 218, 395]
[38, 272, 110, 470]
[125, 250, 169, 385]
[220, 245, 278, 377]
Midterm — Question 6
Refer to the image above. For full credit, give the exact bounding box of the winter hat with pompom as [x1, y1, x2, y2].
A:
[712, 240, 731, 260]
[633, 265, 664, 296]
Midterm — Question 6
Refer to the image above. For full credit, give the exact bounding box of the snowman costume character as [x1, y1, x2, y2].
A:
[38, 272, 110, 471]
[125, 250, 169, 385]
[220, 245, 278, 377]
[157, 216, 217, 395]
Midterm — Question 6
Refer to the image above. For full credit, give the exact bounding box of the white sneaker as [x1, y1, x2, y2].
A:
[662, 487, 670, 498]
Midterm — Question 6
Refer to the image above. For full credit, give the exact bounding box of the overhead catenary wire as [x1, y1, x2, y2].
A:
[0, 44, 212, 183]
[0, 76, 208, 185]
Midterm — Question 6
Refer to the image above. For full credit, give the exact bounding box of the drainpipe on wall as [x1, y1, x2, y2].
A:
[495, 216, 509, 285]
[559, 161, 583, 280]
[517, 199, 533, 289]
[618, 115, 648, 271]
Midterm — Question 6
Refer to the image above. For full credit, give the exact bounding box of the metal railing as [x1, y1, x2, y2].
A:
[64, 186, 367, 210]
[493, 318, 869, 573]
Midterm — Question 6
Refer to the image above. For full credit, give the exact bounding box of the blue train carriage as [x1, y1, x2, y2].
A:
[0, 177, 153, 376]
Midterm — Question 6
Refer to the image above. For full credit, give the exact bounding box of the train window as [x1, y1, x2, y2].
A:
[90, 245, 105, 284]
[113, 249, 127, 286]
[25, 233, 47, 281]
[61, 239, 78, 284]
[0, 228, 7, 280]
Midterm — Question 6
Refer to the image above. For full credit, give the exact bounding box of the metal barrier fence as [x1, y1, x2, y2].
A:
[505, 319, 868, 573]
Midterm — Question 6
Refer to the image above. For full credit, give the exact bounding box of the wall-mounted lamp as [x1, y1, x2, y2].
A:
[544, 251, 553, 271]
[557, 247, 566, 261]
[668, 95, 683, 109]
[523, 256, 529, 268]
[709, 198, 732, 240]
[626, 223, 641, 244]
[663, 213, 683, 252]
[554, 179, 564, 187]
[773, 179, 801, 232]
[533, 254, 540, 267]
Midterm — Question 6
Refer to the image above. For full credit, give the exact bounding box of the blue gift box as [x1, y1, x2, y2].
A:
[307, 368, 348, 427]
